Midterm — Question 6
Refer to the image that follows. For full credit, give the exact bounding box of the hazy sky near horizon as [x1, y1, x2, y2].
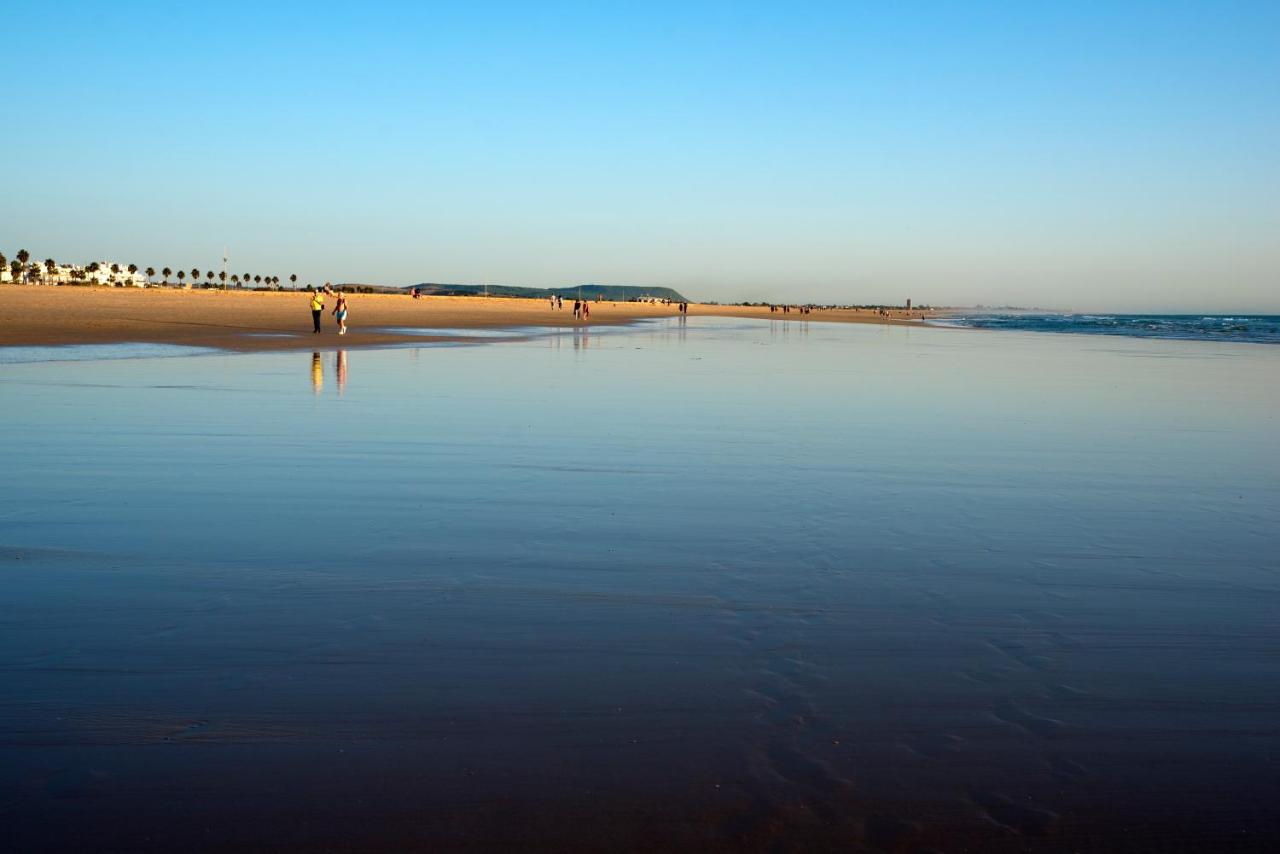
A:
[4, 1, 1278, 311]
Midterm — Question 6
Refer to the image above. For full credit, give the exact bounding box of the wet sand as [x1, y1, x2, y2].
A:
[0, 284, 928, 351]
[3, 319, 1276, 852]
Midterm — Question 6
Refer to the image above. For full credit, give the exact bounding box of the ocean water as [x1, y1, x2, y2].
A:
[937, 313, 1280, 344]
[2, 318, 1278, 851]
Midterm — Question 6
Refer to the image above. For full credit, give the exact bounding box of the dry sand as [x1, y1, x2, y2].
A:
[0, 285, 932, 351]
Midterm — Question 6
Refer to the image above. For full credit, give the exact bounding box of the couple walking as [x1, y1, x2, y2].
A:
[309, 283, 349, 335]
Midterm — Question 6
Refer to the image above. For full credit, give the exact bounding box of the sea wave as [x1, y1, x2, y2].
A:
[939, 314, 1280, 344]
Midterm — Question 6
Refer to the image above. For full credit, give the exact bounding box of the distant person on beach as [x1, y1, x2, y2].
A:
[581, 301, 590, 320]
[411, 287, 420, 299]
[333, 292, 349, 335]
[573, 299, 581, 319]
[309, 287, 325, 333]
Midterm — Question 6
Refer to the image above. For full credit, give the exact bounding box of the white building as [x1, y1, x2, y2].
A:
[4, 260, 157, 286]
[80, 262, 150, 286]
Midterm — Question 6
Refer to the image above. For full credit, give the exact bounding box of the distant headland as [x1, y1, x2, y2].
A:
[403, 282, 691, 303]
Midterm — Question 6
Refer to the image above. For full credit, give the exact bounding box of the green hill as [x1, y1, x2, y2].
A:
[405, 282, 690, 302]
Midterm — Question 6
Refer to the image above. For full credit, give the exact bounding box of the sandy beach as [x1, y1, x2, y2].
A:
[0, 285, 930, 351]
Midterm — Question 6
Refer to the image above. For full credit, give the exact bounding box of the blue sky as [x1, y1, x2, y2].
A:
[3, 1, 1277, 309]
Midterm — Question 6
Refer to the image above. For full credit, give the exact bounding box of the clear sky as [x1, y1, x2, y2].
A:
[4, 1, 1278, 310]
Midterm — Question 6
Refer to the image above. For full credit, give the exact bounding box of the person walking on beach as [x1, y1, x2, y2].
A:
[309, 286, 325, 333]
[581, 300, 590, 321]
[573, 299, 581, 319]
[332, 291, 349, 335]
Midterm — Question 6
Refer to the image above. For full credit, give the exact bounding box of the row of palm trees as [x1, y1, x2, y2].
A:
[2, 248, 300, 290]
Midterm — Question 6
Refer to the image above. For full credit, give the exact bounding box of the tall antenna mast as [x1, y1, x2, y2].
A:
[222, 247, 228, 290]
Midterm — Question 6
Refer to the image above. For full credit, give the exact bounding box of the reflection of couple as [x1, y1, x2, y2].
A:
[310, 351, 348, 394]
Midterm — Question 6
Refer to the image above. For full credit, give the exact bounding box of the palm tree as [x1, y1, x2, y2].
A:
[9, 260, 21, 282]
[46, 259, 57, 281]
[128, 263, 138, 276]
[16, 249, 30, 283]
[290, 274, 297, 289]
[162, 266, 172, 284]
[231, 274, 240, 287]
[254, 275, 261, 286]
[219, 271, 227, 288]
[242, 272, 250, 285]
[177, 270, 186, 285]
[206, 271, 214, 287]
[0, 253, 7, 276]
[145, 266, 156, 284]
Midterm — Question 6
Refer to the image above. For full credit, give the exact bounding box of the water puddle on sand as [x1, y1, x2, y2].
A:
[0, 342, 220, 364]
[373, 325, 546, 339]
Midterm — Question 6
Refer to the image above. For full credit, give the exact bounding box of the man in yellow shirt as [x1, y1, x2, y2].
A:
[309, 286, 325, 333]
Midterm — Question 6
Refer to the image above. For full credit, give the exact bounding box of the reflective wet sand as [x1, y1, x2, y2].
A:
[2, 319, 1277, 851]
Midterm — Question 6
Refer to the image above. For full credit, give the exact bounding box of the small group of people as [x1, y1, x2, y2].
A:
[676, 301, 689, 314]
[309, 282, 349, 334]
[548, 295, 596, 319]
[768, 304, 811, 315]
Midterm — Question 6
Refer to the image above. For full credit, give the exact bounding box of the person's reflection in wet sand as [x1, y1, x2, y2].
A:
[336, 350, 347, 396]
[311, 351, 323, 394]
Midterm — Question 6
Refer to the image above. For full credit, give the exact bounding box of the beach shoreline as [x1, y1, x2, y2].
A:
[0, 285, 933, 352]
